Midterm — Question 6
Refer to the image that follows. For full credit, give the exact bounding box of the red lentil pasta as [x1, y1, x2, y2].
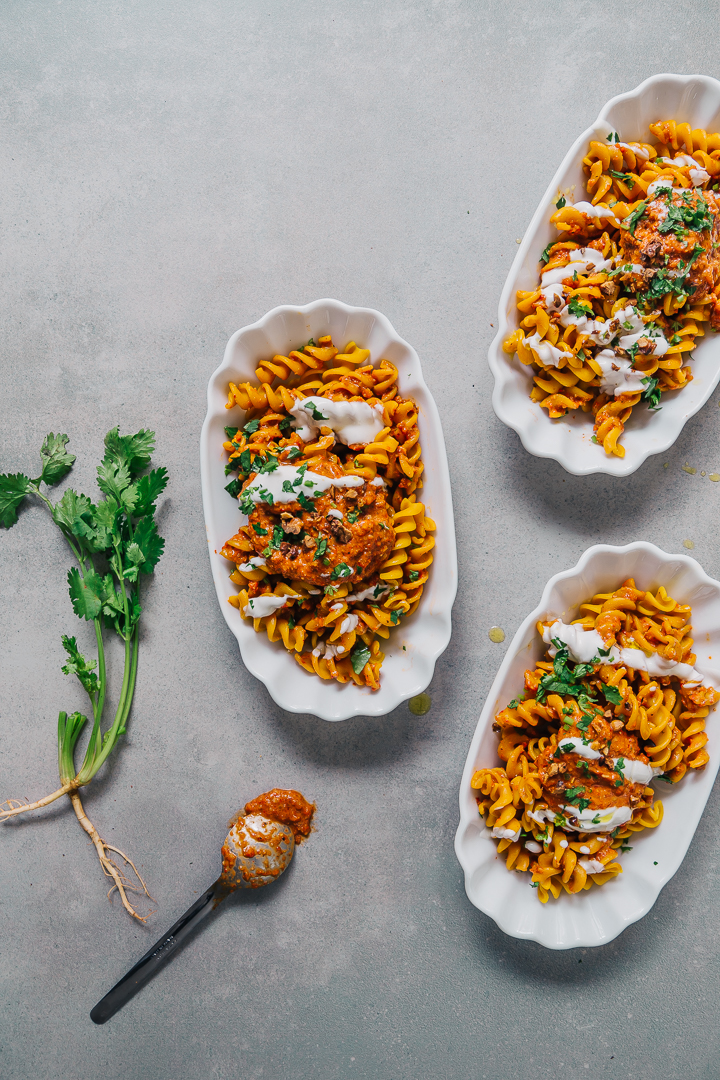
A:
[503, 120, 720, 457]
[472, 579, 719, 902]
[220, 335, 434, 689]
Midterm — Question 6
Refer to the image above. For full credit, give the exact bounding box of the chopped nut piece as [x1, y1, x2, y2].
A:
[328, 518, 353, 544]
[635, 336, 655, 356]
[344, 489, 358, 500]
[303, 535, 316, 550]
[600, 281, 620, 301]
[610, 719, 625, 731]
[281, 516, 303, 535]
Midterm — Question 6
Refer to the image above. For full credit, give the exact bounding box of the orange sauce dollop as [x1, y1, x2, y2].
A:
[243, 788, 315, 844]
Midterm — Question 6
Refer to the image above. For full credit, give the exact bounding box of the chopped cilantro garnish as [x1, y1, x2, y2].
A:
[555, 195, 566, 209]
[624, 201, 647, 235]
[285, 446, 302, 461]
[251, 522, 267, 536]
[305, 400, 328, 422]
[408, 569, 419, 581]
[619, 844, 632, 853]
[278, 417, 295, 436]
[329, 562, 353, 580]
[347, 510, 359, 524]
[565, 786, 586, 801]
[350, 642, 371, 674]
[560, 742, 575, 754]
[257, 456, 278, 474]
[224, 426, 239, 439]
[540, 241, 555, 265]
[610, 169, 633, 182]
[243, 419, 261, 436]
[536, 640, 598, 704]
[390, 610, 401, 625]
[602, 683, 623, 704]
[567, 296, 592, 318]
[225, 478, 243, 498]
[641, 375, 662, 411]
[282, 480, 295, 493]
[313, 537, 328, 561]
[297, 492, 316, 512]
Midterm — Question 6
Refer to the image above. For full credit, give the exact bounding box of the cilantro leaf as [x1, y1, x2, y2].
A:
[225, 478, 243, 499]
[329, 562, 353, 581]
[257, 456, 278, 474]
[133, 515, 165, 573]
[540, 241, 555, 265]
[251, 522, 268, 536]
[624, 201, 647, 235]
[350, 643, 371, 674]
[347, 510, 359, 524]
[555, 195, 566, 209]
[39, 433, 75, 487]
[297, 492, 316, 512]
[224, 426, 239, 439]
[122, 542, 146, 582]
[304, 400, 328, 422]
[314, 537, 328, 561]
[285, 446, 302, 461]
[641, 375, 662, 411]
[0, 473, 31, 528]
[96, 459, 132, 501]
[602, 683, 624, 705]
[610, 169, 633, 182]
[243, 419, 260, 436]
[67, 566, 106, 620]
[60, 635, 99, 697]
[134, 468, 168, 516]
[567, 296, 592, 318]
[103, 428, 155, 476]
[51, 488, 94, 536]
[390, 609, 401, 625]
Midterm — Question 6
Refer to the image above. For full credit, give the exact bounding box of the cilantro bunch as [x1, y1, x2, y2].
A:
[0, 428, 167, 921]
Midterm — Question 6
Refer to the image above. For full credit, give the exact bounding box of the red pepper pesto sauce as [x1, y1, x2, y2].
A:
[243, 788, 315, 843]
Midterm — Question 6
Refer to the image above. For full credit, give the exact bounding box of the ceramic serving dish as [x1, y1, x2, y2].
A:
[489, 73, 720, 477]
[454, 542, 720, 949]
[200, 299, 457, 721]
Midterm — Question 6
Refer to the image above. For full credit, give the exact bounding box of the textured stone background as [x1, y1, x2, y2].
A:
[1, 2, 720, 1078]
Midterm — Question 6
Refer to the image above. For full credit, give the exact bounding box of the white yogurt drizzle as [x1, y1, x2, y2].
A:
[578, 857, 606, 874]
[243, 592, 300, 619]
[492, 825, 521, 841]
[608, 757, 663, 785]
[339, 614, 359, 634]
[344, 582, 392, 602]
[312, 641, 345, 658]
[542, 620, 709, 686]
[528, 804, 632, 832]
[237, 556, 267, 572]
[242, 464, 365, 505]
[289, 397, 385, 446]
[569, 201, 619, 222]
[555, 736, 603, 761]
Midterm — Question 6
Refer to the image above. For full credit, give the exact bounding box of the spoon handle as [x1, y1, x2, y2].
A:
[90, 877, 228, 1024]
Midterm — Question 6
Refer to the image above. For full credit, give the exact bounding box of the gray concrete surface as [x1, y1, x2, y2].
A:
[1, 2, 720, 1078]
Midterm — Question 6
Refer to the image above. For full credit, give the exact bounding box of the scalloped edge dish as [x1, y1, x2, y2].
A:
[454, 542, 720, 949]
[200, 299, 457, 721]
[489, 73, 720, 476]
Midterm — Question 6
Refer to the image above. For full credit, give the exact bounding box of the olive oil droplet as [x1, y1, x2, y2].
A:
[408, 693, 431, 716]
[683, 539, 695, 549]
[489, 626, 506, 643]
[710, 474, 720, 482]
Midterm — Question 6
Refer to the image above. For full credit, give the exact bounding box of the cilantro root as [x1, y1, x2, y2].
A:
[0, 428, 167, 921]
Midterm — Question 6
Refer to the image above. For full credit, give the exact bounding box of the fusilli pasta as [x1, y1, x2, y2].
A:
[472, 580, 719, 902]
[221, 335, 434, 688]
[504, 121, 720, 456]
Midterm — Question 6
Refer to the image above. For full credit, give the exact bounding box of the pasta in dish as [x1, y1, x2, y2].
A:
[504, 120, 720, 456]
[220, 335, 434, 689]
[472, 579, 719, 902]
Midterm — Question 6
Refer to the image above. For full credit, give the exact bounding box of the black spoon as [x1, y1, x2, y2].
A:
[90, 811, 295, 1024]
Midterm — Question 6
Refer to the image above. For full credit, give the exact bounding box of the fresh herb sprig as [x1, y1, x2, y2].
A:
[0, 428, 167, 921]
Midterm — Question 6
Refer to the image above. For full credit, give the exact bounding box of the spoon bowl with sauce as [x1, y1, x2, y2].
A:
[90, 789, 314, 1024]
